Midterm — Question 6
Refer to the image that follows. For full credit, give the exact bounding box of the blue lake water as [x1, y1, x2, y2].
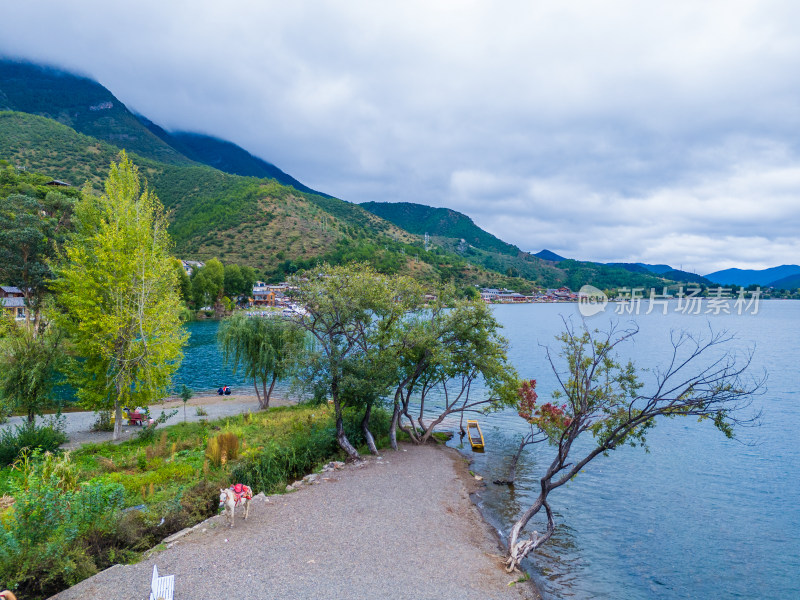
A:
[460, 301, 800, 600]
[175, 303, 800, 598]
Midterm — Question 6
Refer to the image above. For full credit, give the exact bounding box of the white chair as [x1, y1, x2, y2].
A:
[149, 565, 174, 600]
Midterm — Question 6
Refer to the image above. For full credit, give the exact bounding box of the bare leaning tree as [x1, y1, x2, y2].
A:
[505, 319, 763, 572]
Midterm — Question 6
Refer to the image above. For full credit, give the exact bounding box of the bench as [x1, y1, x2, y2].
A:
[150, 565, 174, 600]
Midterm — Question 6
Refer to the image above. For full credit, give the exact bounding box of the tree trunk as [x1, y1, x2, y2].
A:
[361, 403, 379, 455]
[253, 377, 262, 407]
[332, 394, 360, 461]
[113, 400, 123, 441]
[335, 412, 361, 461]
[506, 482, 555, 572]
[265, 374, 277, 409]
[389, 403, 401, 451]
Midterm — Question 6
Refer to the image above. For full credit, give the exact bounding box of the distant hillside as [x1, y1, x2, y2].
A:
[0, 59, 323, 195]
[534, 249, 566, 262]
[360, 202, 520, 256]
[660, 270, 713, 286]
[704, 265, 800, 286]
[767, 273, 800, 289]
[611, 263, 711, 285]
[636, 263, 674, 275]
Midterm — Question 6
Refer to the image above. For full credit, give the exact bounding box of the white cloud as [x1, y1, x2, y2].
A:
[1, 1, 799, 273]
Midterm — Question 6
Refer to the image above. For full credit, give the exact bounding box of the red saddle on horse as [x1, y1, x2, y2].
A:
[230, 483, 252, 505]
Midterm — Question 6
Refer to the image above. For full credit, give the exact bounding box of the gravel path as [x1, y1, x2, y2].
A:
[0, 394, 293, 449]
[50, 444, 538, 600]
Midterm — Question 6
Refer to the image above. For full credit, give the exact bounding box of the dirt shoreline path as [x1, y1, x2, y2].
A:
[50, 444, 538, 600]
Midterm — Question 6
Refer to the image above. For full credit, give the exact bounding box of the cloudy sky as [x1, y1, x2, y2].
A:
[2, 1, 799, 274]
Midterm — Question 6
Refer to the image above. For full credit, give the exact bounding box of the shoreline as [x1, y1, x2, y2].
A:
[50, 443, 539, 600]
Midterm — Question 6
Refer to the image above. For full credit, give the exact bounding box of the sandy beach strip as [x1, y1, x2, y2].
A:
[50, 443, 538, 600]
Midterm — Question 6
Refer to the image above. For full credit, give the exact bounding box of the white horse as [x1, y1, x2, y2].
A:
[219, 484, 253, 527]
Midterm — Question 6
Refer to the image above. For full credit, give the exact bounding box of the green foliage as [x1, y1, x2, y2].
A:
[0, 319, 64, 422]
[53, 153, 188, 437]
[218, 312, 306, 408]
[361, 201, 521, 255]
[191, 258, 224, 308]
[135, 410, 179, 443]
[0, 421, 69, 466]
[230, 407, 391, 493]
[392, 295, 520, 443]
[172, 258, 191, 303]
[0, 450, 125, 596]
[0, 170, 77, 326]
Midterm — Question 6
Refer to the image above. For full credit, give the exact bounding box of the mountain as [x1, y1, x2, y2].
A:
[360, 201, 520, 256]
[636, 263, 674, 275]
[704, 265, 800, 287]
[610, 263, 712, 285]
[359, 201, 707, 290]
[0, 59, 323, 194]
[534, 249, 566, 262]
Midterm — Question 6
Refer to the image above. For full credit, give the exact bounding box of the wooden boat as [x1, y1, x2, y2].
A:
[466, 420, 485, 451]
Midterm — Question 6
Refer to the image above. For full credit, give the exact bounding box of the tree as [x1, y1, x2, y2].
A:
[240, 265, 257, 296]
[191, 258, 224, 313]
[0, 192, 75, 332]
[180, 384, 193, 422]
[218, 312, 306, 409]
[53, 153, 188, 440]
[504, 320, 762, 572]
[172, 258, 192, 304]
[389, 296, 518, 448]
[0, 316, 63, 423]
[224, 263, 245, 298]
[292, 263, 422, 460]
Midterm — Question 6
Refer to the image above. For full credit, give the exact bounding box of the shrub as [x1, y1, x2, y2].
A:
[0, 421, 69, 466]
[229, 407, 391, 493]
[205, 431, 240, 467]
[0, 451, 125, 597]
[135, 409, 178, 443]
[91, 411, 114, 432]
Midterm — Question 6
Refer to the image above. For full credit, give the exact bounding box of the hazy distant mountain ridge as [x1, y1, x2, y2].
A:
[704, 265, 800, 287]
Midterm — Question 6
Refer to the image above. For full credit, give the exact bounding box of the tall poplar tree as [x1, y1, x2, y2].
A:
[54, 153, 187, 440]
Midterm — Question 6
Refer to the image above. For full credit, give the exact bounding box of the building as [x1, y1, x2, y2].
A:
[180, 260, 205, 276]
[0, 286, 25, 320]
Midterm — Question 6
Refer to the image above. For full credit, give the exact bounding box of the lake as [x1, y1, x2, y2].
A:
[175, 302, 800, 599]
